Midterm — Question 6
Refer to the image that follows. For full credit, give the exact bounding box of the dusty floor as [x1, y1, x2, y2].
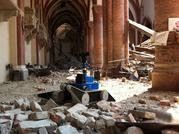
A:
[0, 72, 179, 116]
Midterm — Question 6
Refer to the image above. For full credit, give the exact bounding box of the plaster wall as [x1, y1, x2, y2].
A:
[0, 21, 10, 83]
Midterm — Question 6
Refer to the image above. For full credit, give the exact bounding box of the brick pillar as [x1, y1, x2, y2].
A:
[124, 0, 129, 64]
[87, 21, 94, 66]
[102, 0, 108, 74]
[93, 5, 103, 68]
[152, 0, 179, 90]
[107, 0, 113, 63]
[112, 0, 125, 66]
[17, 0, 25, 65]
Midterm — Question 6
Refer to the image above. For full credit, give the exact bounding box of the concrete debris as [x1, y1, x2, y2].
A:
[51, 106, 68, 113]
[97, 100, 111, 111]
[85, 117, 96, 129]
[18, 119, 57, 133]
[28, 111, 49, 120]
[42, 99, 59, 111]
[49, 112, 66, 124]
[67, 103, 88, 114]
[127, 113, 137, 123]
[68, 112, 88, 129]
[56, 124, 79, 134]
[0, 105, 14, 112]
[129, 109, 156, 120]
[124, 126, 144, 134]
[39, 127, 48, 134]
[100, 115, 116, 127]
[30, 101, 42, 112]
[95, 119, 106, 130]
[83, 109, 100, 119]
[16, 114, 28, 122]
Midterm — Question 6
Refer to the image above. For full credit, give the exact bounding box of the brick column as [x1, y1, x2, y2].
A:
[112, 0, 125, 65]
[102, 0, 108, 74]
[93, 5, 103, 68]
[17, 0, 25, 65]
[107, 0, 113, 63]
[152, 0, 179, 90]
[124, 0, 129, 64]
[87, 21, 94, 66]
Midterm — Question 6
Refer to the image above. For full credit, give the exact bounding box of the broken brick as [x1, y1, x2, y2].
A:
[160, 99, 171, 106]
[149, 95, 160, 101]
[30, 101, 42, 112]
[138, 99, 146, 104]
[67, 103, 87, 114]
[42, 99, 59, 111]
[129, 110, 156, 120]
[173, 96, 179, 103]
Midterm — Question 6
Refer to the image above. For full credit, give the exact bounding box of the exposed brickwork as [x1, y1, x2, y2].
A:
[155, 0, 179, 31]
[87, 21, 94, 66]
[112, 0, 125, 64]
[93, 5, 103, 68]
[153, 0, 179, 90]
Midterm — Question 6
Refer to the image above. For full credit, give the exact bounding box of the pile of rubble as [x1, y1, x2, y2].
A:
[0, 97, 179, 134]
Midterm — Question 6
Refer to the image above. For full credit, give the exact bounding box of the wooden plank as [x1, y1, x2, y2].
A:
[128, 19, 155, 37]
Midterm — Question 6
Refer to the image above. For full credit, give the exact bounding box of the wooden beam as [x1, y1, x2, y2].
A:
[128, 19, 155, 37]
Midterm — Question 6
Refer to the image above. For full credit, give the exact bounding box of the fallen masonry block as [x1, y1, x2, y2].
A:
[67, 103, 88, 114]
[30, 101, 42, 112]
[18, 119, 57, 134]
[42, 99, 59, 111]
[124, 126, 144, 134]
[0, 113, 14, 120]
[0, 123, 11, 134]
[127, 113, 137, 123]
[28, 111, 49, 120]
[83, 109, 100, 119]
[129, 110, 156, 120]
[149, 95, 160, 101]
[21, 103, 30, 111]
[51, 106, 68, 113]
[68, 112, 88, 129]
[14, 98, 24, 108]
[16, 114, 28, 122]
[56, 124, 79, 134]
[49, 112, 66, 124]
[160, 100, 171, 106]
[5, 108, 24, 115]
[95, 119, 106, 130]
[85, 117, 96, 129]
[0, 119, 13, 134]
[100, 115, 116, 127]
[97, 100, 111, 111]
[0, 104, 14, 112]
[39, 127, 48, 134]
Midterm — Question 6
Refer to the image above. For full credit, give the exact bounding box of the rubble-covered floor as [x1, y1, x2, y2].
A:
[0, 71, 179, 133]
